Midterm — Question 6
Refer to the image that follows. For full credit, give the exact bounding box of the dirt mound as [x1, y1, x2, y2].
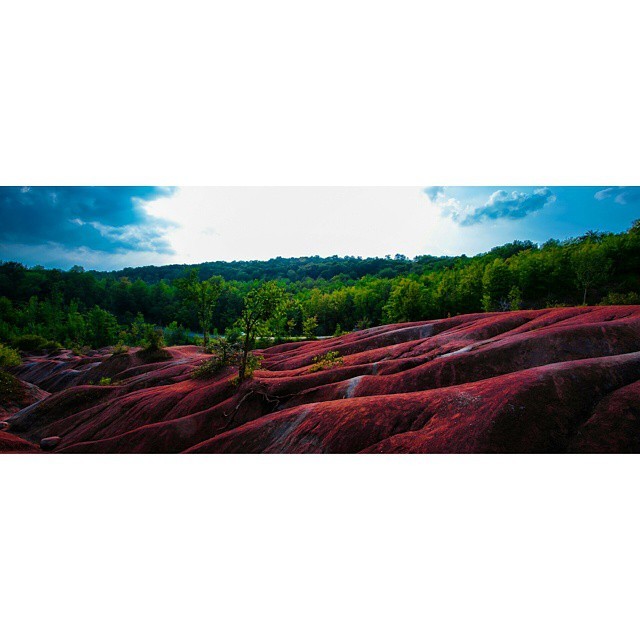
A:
[0, 378, 50, 422]
[4, 307, 640, 453]
[0, 430, 41, 453]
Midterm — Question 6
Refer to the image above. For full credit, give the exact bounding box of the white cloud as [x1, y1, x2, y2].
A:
[428, 186, 555, 226]
[594, 187, 640, 205]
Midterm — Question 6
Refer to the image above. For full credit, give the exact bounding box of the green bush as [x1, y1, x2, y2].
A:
[111, 342, 130, 356]
[333, 324, 349, 337]
[600, 292, 640, 305]
[12, 334, 47, 352]
[42, 340, 63, 353]
[302, 315, 318, 339]
[255, 336, 274, 349]
[193, 339, 263, 381]
[85, 306, 120, 348]
[192, 358, 226, 380]
[230, 353, 264, 386]
[0, 320, 16, 345]
[193, 338, 243, 379]
[309, 351, 344, 373]
[204, 337, 240, 359]
[354, 318, 372, 331]
[142, 327, 166, 352]
[98, 377, 113, 386]
[0, 370, 23, 403]
[138, 326, 172, 362]
[243, 352, 263, 379]
[0, 344, 22, 403]
[0, 343, 21, 369]
[224, 326, 243, 344]
[163, 321, 190, 346]
[71, 344, 90, 356]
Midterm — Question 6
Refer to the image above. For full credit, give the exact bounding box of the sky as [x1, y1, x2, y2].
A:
[0, 186, 639, 270]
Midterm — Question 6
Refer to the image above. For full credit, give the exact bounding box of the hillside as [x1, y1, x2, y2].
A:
[2, 306, 640, 453]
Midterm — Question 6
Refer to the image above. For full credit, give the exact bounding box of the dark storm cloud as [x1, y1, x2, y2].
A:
[0, 186, 177, 255]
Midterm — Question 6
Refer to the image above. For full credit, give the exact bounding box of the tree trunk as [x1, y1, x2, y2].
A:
[239, 331, 251, 382]
[583, 286, 588, 306]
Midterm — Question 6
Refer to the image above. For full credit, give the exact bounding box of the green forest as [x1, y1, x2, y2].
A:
[1, 221, 639, 352]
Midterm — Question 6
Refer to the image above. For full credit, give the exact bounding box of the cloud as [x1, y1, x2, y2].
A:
[466, 188, 556, 225]
[0, 240, 173, 271]
[428, 187, 555, 226]
[423, 186, 445, 201]
[0, 187, 177, 261]
[594, 187, 640, 205]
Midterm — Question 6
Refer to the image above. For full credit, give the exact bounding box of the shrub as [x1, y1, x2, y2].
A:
[42, 340, 63, 353]
[193, 338, 243, 379]
[12, 334, 47, 352]
[71, 344, 90, 356]
[243, 352, 263, 379]
[142, 327, 165, 352]
[302, 315, 318, 339]
[13, 335, 61, 354]
[138, 327, 172, 361]
[600, 292, 640, 305]
[0, 371, 23, 403]
[230, 353, 264, 386]
[0, 344, 21, 369]
[508, 286, 523, 311]
[98, 377, 112, 386]
[111, 342, 130, 356]
[224, 326, 243, 344]
[255, 336, 274, 349]
[309, 350, 344, 373]
[192, 358, 226, 380]
[164, 321, 190, 346]
[193, 339, 263, 381]
[0, 344, 22, 403]
[85, 306, 119, 348]
[204, 337, 239, 359]
[0, 318, 16, 344]
[333, 324, 349, 337]
[354, 318, 372, 331]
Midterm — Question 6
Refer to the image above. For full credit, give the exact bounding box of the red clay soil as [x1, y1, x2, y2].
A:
[0, 379, 49, 422]
[0, 430, 41, 453]
[4, 306, 640, 454]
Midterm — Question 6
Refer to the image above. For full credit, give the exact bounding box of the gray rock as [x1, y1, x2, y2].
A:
[40, 436, 61, 451]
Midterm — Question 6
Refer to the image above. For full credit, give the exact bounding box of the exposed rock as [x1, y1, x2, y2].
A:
[40, 436, 61, 451]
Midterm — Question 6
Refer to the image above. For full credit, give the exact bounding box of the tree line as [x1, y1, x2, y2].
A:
[1, 221, 639, 353]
